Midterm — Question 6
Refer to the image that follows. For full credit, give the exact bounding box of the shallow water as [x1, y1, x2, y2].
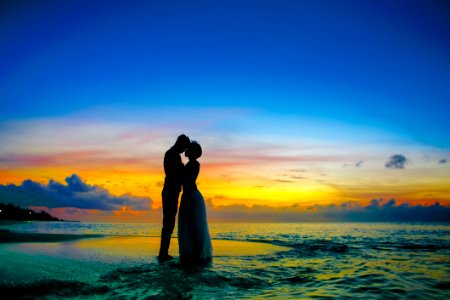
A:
[1, 222, 449, 299]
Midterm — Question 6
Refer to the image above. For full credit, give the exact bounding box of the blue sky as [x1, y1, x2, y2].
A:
[1, 0, 449, 148]
[0, 0, 450, 221]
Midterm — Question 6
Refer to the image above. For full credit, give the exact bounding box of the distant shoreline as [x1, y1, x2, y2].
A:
[0, 220, 79, 224]
[0, 203, 73, 222]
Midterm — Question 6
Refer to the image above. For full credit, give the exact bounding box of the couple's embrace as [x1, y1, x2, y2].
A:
[158, 134, 212, 264]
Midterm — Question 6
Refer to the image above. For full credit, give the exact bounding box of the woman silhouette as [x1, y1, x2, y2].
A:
[178, 141, 212, 264]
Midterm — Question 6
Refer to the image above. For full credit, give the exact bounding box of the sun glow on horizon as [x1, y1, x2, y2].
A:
[0, 108, 449, 222]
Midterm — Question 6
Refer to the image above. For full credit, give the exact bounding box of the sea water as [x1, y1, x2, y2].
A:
[0, 222, 449, 299]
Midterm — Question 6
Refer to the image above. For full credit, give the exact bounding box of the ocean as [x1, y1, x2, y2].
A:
[0, 222, 449, 299]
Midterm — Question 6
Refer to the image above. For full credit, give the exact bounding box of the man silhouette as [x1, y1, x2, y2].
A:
[158, 134, 191, 262]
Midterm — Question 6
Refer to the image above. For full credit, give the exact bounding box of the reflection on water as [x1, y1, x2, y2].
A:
[0, 222, 449, 299]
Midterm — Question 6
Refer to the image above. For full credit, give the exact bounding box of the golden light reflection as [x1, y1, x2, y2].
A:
[73, 236, 290, 257]
[1, 149, 449, 221]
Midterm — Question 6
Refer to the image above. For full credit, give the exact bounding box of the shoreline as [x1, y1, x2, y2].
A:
[0, 229, 103, 243]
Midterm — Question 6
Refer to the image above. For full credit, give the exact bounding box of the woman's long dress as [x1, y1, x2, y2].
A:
[178, 160, 212, 263]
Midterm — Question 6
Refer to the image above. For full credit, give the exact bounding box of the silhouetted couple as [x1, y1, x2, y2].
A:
[158, 134, 212, 264]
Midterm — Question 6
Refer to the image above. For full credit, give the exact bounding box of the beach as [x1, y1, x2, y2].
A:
[0, 222, 449, 299]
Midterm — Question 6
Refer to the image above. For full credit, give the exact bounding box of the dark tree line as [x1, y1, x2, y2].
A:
[0, 203, 61, 221]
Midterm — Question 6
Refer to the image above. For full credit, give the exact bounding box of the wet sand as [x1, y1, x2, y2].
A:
[0, 231, 291, 286]
[0, 229, 102, 243]
[0, 230, 289, 256]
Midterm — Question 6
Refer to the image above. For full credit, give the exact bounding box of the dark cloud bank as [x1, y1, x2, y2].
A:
[206, 198, 450, 222]
[0, 174, 151, 211]
[1, 175, 449, 222]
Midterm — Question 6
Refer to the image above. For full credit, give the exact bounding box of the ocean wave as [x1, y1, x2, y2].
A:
[0, 263, 265, 299]
[1, 222, 449, 299]
[396, 243, 449, 251]
[242, 238, 351, 255]
[434, 281, 450, 290]
[98, 262, 268, 299]
[0, 279, 109, 299]
[100, 262, 265, 289]
[368, 241, 450, 251]
[1, 258, 448, 299]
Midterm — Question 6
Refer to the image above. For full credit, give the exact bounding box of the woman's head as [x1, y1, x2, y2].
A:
[185, 141, 202, 160]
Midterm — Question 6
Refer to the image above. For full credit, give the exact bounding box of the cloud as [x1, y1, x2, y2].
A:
[290, 175, 306, 180]
[274, 179, 294, 183]
[2, 173, 449, 222]
[343, 160, 364, 168]
[385, 154, 407, 169]
[439, 158, 447, 164]
[289, 169, 306, 173]
[206, 198, 450, 222]
[0, 174, 152, 211]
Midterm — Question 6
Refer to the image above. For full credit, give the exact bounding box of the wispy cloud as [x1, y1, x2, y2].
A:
[343, 160, 364, 168]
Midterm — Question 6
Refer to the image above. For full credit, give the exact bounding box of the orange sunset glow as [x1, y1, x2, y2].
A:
[1, 113, 449, 222]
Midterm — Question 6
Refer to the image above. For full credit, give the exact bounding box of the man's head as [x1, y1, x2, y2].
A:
[173, 134, 190, 154]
